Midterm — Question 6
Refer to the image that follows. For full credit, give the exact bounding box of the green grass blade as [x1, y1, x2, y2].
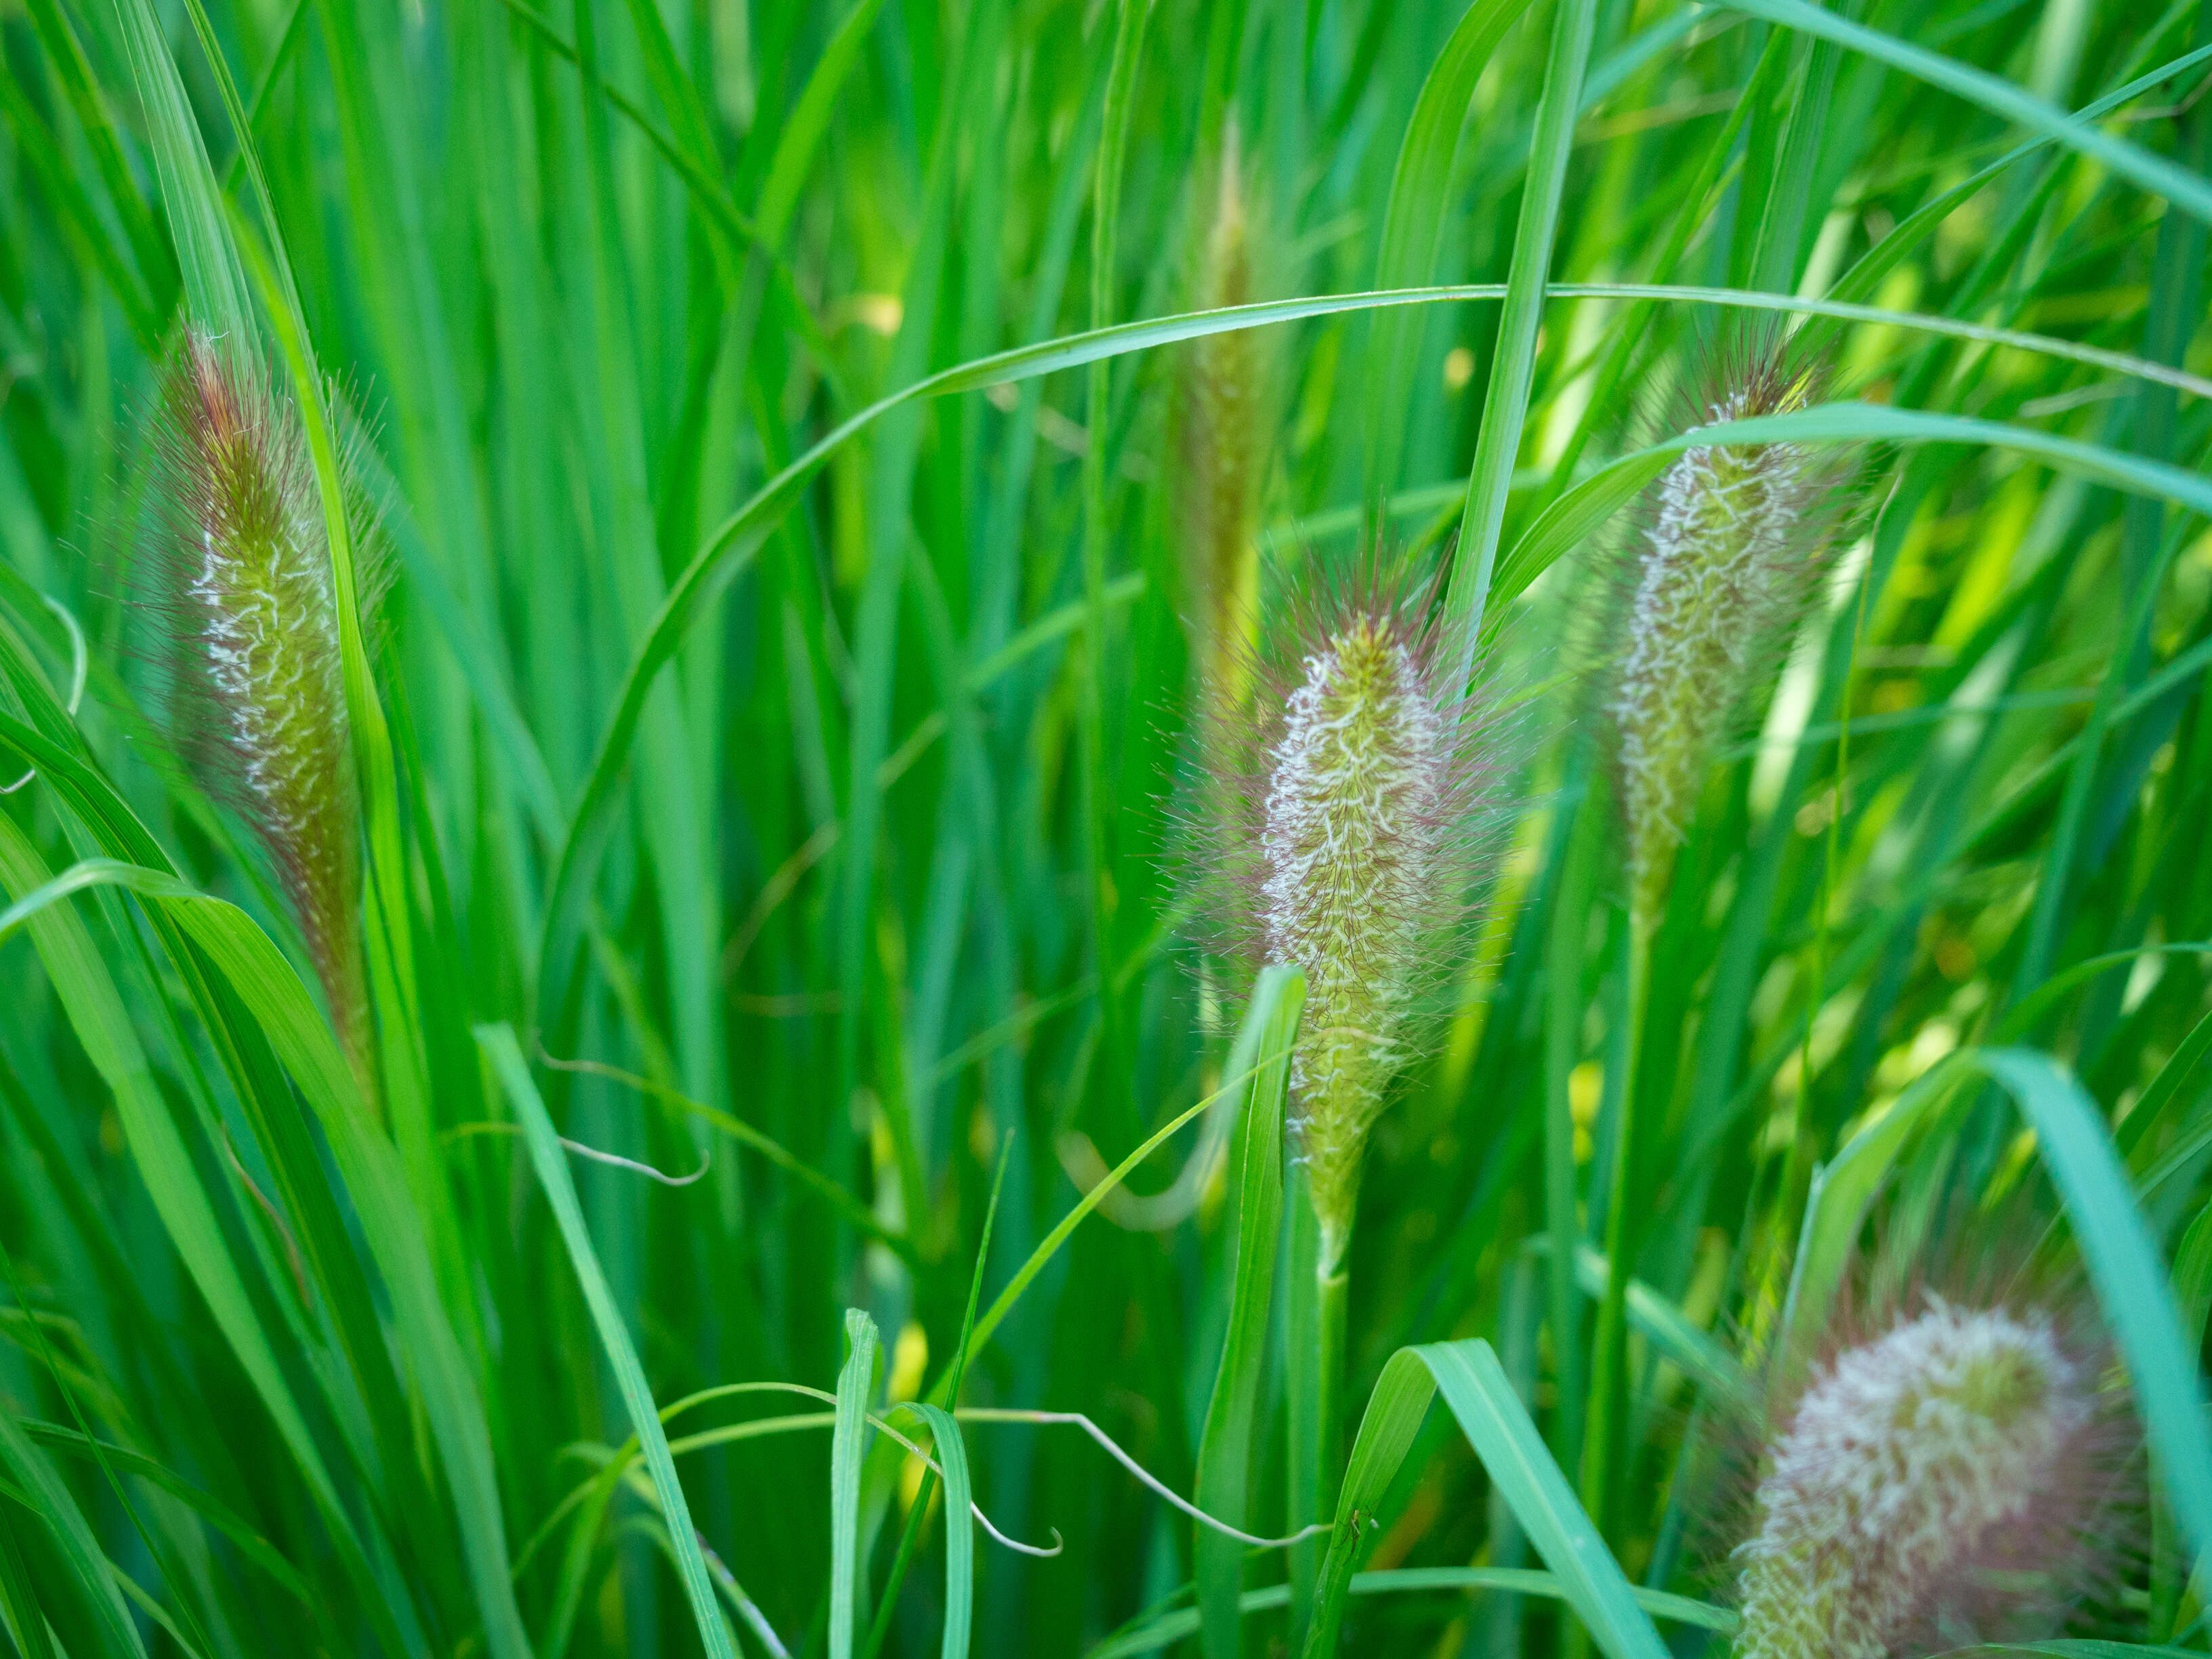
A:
[476, 1023, 736, 1659]
[1992, 944, 2212, 1044]
[1556, 1244, 1753, 1410]
[1194, 964, 1304, 1658]
[1782, 1053, 1971, 1351]
[1088, 1570, 1730, 1658]
[936, 1028, 1300, 1393]
[0, 858, 197, 944]
[831, 1309, 883, 1659]
[0, 1501, 60, 1659]
[1421, 1343, 1669, 1659]
[1301, 1347, 1434, 1656]
[1715, 0, 2212, 225]
[158, 895, 518, 1658]
[1817, 40, 2212, 321]
[0, 818, 408, 1655]
[755, 0, 890, 247]
[0, 70, 161, 350]
[1303, 1340, 1668, 1658]
[105, 0, 249, 337]
[1074, 0, 1154, 1144]
[896, 1404, 974, 1659]
[20, 0, 174, 311]
[1364, 0, 1538, 501]
[1440, 0, 1595, 689]
[0, 1410, 146, 1658]
[2119, 1003, 2212, 1166]
[1973, 1049, 2212, 1562]
[18, 1423, 317, 1609]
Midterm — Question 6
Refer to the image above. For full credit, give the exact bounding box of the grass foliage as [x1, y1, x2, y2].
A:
[0, 0, 2209, 1652]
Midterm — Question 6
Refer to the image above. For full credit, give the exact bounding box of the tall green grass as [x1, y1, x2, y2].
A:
[0, 0, 2208, 1653]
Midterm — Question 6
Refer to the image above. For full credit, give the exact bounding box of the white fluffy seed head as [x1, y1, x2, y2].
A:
[1259, 609, 1449, 1267]
[1735, 1300, 2102, 1659]
[1602, 361, 1839, 920]
[1181, 562, 1520, 1270]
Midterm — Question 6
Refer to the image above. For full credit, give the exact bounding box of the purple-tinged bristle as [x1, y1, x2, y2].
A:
[159, 333, 368, 1074]
[1186, 558, 1520, 1268]
[1734, 1297, 2122, 1658]
[1599, 342, 1845, 921]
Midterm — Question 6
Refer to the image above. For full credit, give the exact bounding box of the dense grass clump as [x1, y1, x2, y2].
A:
[0, 0, 2209, 1654]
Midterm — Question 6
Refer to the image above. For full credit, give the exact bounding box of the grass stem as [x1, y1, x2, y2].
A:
[1581, 900, 1653, 1553]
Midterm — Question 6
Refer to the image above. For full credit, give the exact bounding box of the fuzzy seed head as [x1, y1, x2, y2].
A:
[159, 335, 365, 1054]
[1260, 609, 1448, 1265]
[1735, 1300, 2103, 1659]
[1184, 562, 1518, 1268]
[1604, 361, 1839, 919]
[1180, 120, 1264, 717]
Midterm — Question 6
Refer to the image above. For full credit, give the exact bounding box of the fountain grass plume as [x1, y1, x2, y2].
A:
[1600, 334, 1850, 922]
[1728, 1288, 2136, 1658]
[152, 330, 377, 1075]
[1177, 115, 1267, 724]
[1189, 554, 1518, 1271]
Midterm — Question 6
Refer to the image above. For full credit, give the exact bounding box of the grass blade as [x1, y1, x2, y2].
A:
[1303, 1340, 1669, 1658]
[477, 1024, 736, 1659]
[1440, 0, 1595, 687]
[1365, 0, 1538, 501]
[0, 818, 410, 1657]
[831, 1309, 883, 1659]
[1194, 964, 1304, 1658]
[0, 1410, 146, 1658]
[1974, 1049, 2212, 1563]
[896, 1403, 974, 1659]
[1422, 1343, 1670, 1659]
[1713, 0, 2212, 225]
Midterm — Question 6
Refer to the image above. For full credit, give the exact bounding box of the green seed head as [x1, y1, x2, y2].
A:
[159, 333, 367, 1060]
[1250, 586, 1492, 1269]
[1604, 356, 1840, 920]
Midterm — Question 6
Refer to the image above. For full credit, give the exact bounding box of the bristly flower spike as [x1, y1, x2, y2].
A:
[1603, 343, 1843, 923]
[1200, 561, 1517, 1272]
[159, 331, 369, 1075]
[1735, 1297, 2121, 1658]
[1180, 115, 1265, 723]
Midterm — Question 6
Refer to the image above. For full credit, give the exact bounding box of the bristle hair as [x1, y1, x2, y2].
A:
[1183, 551, 1519, 1265]
[1594, 329, 1850, 920]
[151, 331, 369, 1064]
[1730, 1293, 2131, 1658]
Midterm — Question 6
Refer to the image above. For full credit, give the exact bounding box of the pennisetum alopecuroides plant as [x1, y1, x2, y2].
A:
[1583, 334, 1853, 1534]
[152, 330, 377, 1091]
[1602, 341, 1848, 927]
[1192, 555, 1519, 1551]
[1730, 1293, 2131, 1658]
